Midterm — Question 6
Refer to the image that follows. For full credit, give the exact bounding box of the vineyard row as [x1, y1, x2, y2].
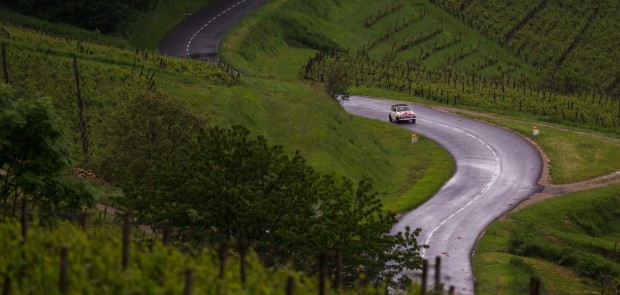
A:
[304, 52, 620, 130]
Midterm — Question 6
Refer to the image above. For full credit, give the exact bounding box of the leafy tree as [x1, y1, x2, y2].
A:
[94, 89, 208, 184]
[121, 124, 426, 287]
[325, 63, 352, 100]
[317, 179, 426, 287]
[0, 84, 94, 220]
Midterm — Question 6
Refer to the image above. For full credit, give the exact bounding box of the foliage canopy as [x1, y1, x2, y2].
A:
[120, 124, 426, 287]
[0, 84, 94, 220]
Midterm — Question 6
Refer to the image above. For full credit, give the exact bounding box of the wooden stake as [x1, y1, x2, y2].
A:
[421, 259, 428, 295]
[286, 276, 294, 295]
[72, 54, 88, 156]
[530, 276, 540, 295]
[81, 213, 88, 232]
[2, 273, 11, 295]
[162, 221, 171, 246]
[435, 256, 441, 293]
[335, 247, 342, 289]
[20, 198, 27, 242]
[238, 231, 247, 285]
[122, 213, 131, 270]
[183, 269, 193, 295]
[319, 252, 326, 295]
[1, 42, 7, 84]
[219, 241, 228, 279]
[59, 248, 68, 293]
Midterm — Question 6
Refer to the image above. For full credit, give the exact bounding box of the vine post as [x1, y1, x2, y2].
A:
[2, 274, 10, 295]
[21, 198, 27, 242]
[434, 256, 442, 293]
[1, 42, 8, 84]
[219, 241, 228, 279]
[72, 54, 88, 157]
[421, 259, 428, 295]
[122, 213, 131, 270]
[318, 252, 326, 295]
[183, 269, 193, 295]
[238, 230, 247, 285]
[334, 247, 342, 289]
[59, 247, 68, 293]
[286, 276, 294, 295]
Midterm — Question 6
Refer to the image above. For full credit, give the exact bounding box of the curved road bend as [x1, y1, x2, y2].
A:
[343, 95, 542, 294]
[159, 3, 543, 294]
[159, 0, 268, 60]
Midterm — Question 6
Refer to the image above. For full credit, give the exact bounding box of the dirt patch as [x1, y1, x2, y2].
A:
[70, 168, 110, 186]
[509, 170, 620, 214]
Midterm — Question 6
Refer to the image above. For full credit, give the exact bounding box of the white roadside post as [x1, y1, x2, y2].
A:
[532, 126, 540, 136]
[411, 133, 418, 143]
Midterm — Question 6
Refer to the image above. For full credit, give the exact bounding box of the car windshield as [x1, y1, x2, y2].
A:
[397, 106, 411, 112]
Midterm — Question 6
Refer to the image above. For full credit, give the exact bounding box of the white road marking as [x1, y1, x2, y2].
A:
[186, 0, 250, 56]
[422, 129, 501, 255]
[342, 100, 502, 256]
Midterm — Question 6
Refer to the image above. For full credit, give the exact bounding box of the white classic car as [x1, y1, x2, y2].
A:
[389, 104, 416, 123]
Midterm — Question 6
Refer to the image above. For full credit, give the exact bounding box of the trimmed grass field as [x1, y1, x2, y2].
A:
[157, 72, 454, 212]
[473, 184, 620, 294]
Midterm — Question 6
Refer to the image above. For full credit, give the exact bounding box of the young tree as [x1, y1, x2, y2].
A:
[94, 88, 207, 184]
[121, 124, 426, 286]
[317, 179, 426, 287]
[0, 84, 94, 219]
[325, 63, 352, 100]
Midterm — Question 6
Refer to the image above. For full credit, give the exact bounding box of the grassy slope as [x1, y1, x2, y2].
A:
[158, 71, 453, 212]
[3, 0, 616, 292]
[221, 0, 536, 81]
[217, 1, 619, 289]
[473, 184, 620, 294]
[220, 0, 620, 291]
[218, 0, 619, 197]
[0, 6, 453, 213]
[159, 0, 460, 212]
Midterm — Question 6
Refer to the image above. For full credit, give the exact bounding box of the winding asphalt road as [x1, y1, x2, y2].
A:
[159, 0, 268, 60]
[159, 2, 544, 294]
[344, 96, 542, 294]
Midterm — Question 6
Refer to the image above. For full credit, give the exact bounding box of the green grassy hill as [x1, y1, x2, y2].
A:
[222, 0, 535, 80]
[0, 13, 453, 212]
[2, 0, 618, 292]
[219, 2, 619, 291]
[222, 0, 620, 133]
